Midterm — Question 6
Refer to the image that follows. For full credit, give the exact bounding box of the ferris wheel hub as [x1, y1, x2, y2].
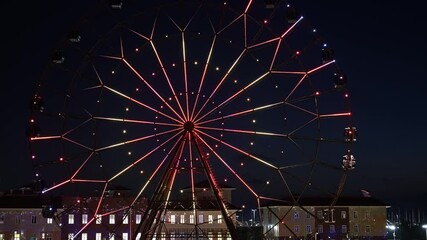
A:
[183, 121, 195, 132]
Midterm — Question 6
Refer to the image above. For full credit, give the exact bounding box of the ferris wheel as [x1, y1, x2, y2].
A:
[27, 0, 357, 239]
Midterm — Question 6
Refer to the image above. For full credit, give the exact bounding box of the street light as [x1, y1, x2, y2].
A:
[422, 224, 427, 240]
[387, 225, 396, 240]
[251, 209, 256, 226]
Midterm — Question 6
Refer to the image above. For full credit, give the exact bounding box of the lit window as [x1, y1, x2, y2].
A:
[15, 215, 21, 224]
[68, 233, 74, 240]
[217, 232, 222, 240]
[122, 233, 128, 240]
[171, 215, 176, 224]
[13, 232, 20, 240]
[109, 233, 115, 240]
[353, 211, 358, 219]
[341, 211, 346, 219]
[217, 215, 222, 224]
[136, 214, 141, 224]
[68, 214, 74, 224]
[180, 214, 185, 224]
[47, 218, 53, 224]
[135, 233, 141, 240]
[198, 214, 204, 223]
[31, 215, 37, 224]
[0, 215, 4, 224]
[329, 225, 335, 233]
[208, 232, 213, 240]
[45, 233, 52, 240]
[208, 215, 213, 224]
[294, 225, 299, 233]
[123, 214, 129, 224]
[96, 214, 102, 224]
[342, 225, 347, 233]
[96, 233, 102, 240]
[82, 214, 88, 224]
[109, 214, 115, 224]
[293, 211, 299, 219]
[189, 214, 194, 224]
[81, 233, 88, 240]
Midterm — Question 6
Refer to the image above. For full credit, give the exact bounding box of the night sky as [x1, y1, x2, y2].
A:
[1, 0, 426, 210]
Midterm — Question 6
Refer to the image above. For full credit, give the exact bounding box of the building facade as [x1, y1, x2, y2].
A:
[0, 191, 62, 240]
[261, 197, 388, 240]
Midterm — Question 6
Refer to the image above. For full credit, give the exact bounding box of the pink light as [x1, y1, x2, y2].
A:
[296, 50, 300, 55]
[345, 93, 349, 98]
[263, 20, 268, 24]
[315, 91, 320, 95]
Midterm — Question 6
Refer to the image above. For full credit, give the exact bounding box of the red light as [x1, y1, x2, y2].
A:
[59, 157, 64, 161]
[77, 199, 81, 203]
[296, 51, 300, 55]
[31, 155, 36, 159]
[315, 91, 320, 95]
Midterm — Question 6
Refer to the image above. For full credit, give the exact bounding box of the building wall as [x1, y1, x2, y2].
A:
[261, 204, 387, 240]
[262, 206, 316, 239]
[348, 206, 387, 240]
[314, 206, 349, 240]
[0, 208, 61, 240]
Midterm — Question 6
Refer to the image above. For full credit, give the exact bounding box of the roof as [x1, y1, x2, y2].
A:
[161, 199, 239, 210]
[261, 196, 389, 207]
[182, 180, 236, 190]
[0, 195, 62, 209]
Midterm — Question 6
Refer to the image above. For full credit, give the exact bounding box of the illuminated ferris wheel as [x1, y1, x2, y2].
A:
[27, 0, 357, 239]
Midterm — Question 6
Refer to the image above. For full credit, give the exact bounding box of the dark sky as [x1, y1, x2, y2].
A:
[1, 0, 426, 210]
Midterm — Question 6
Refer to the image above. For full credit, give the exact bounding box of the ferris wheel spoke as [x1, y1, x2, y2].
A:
[197, 101, 284, 125]
[93, 116, 181, 128]
[103, 85, 182, 123]
[108, 130, 183, 182]
[195, 71, 270, 123]
[122, 59, 186, 122]
[195, 129, 277, 169]
[197, 126, 289, 138]
[193, 49, 247, 120]
[95, 127, 179, 153]
[131, 135, 184, 206]
[187, 133, 198, 212]
[190, 33, 216, 120]
[197, 135, 259, 198]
